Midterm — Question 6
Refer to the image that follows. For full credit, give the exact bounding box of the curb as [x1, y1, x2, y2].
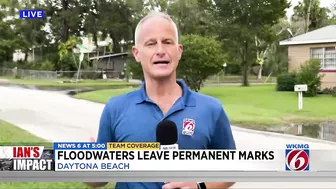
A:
[232, 125, 336, 145]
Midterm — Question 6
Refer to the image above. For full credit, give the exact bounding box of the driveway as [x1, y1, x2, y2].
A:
[0, 86, 335, 188]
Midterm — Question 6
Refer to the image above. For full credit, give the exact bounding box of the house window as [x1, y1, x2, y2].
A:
[311, 47, 336, 70]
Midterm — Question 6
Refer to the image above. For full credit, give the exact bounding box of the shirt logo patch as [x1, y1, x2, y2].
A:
[182, 118, 195, 136]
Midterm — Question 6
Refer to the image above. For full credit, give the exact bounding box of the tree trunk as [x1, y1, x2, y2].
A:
[24, 51, 28, 62]
[61, 0, 69, 42]
[242, 41, 249, 86]
[242, 63, 249, 86]
[112, 40, 120, 53]
[305, 0, 312, 33]
[110, 32, 121, 53]
[257, 65, 263, 80]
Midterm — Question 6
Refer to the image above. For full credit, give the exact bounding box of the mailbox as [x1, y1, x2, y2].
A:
[294, 84, 308, 92]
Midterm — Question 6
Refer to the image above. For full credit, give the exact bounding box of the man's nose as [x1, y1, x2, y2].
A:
[155, 44, 166, 57]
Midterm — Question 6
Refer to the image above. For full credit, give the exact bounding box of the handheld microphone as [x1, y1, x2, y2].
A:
[156, 120, 179, 150]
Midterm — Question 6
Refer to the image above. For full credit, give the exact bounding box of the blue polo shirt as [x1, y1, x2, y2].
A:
[97, 80, 236, 189]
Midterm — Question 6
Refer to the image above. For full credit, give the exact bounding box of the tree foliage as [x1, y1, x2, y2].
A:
[167, 0, 218, 36]
[0, 10, 23, 63]
[177, 34, 226, 92]
[202, 0, 291, 86]
[0, 0, 335, 84]
[292, 0, 330, 32]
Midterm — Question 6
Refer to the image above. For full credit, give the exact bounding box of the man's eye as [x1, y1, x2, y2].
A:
[166, 41, 175, 45]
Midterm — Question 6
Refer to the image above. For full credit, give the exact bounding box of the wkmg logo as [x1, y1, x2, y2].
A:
[285, 144, 310, 171]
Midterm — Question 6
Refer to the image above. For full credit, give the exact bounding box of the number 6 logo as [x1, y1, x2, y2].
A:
[286, 149, 309, 171]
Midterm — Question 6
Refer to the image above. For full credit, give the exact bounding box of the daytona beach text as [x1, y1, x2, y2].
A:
[56, 150, 275, 161]
[57, 162, 129, 170]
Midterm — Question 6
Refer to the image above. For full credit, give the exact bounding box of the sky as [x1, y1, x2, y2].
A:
[286, 0, 335, 18]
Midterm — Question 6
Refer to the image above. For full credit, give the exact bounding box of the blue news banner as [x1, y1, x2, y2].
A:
[53, 142, 107, 151]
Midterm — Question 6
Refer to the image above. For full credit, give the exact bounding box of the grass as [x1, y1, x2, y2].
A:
[75, 88, 135, 104]
[0, 77, 136, 88]
[205, 75, 277, 84]
[0, 120, 115, 189]
[74, 85, 336, 130]
[201, 85, 336, 129]
[1, 75, 275, 88]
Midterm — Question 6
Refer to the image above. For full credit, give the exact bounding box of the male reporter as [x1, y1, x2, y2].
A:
[86, 11, 236, 189]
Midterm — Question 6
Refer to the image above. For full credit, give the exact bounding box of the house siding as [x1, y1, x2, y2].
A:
[288, 43, 336, 89]
[321, 72, 336, 89]
[93, 55, 129, 78]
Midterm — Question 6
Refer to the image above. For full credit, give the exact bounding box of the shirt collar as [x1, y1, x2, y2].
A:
[134, 79, 196, 107]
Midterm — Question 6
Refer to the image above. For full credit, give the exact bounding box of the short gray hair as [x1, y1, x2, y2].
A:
[134, 11, 179, 46]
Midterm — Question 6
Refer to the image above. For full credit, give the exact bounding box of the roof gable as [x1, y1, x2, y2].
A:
[279, 25, 336, 46]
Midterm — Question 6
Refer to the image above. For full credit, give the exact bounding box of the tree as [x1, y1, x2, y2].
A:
[15, 0, 50, 61]
[0, 10, 25, 63]
[0, 0, 48, 63]
[328, 2, 336, 24]
[331, 2, 336, 17]
[255, 36, 269, 80]
[204, 0, 290, 86]
[167, 0, 218, 36]
[44, 0, 84, 43]
[177, 34, 227, 92]
[94, 0, 134, 53]
[57, 36, 80, 71]
[292, 0, 330, 33]
[261, 18, 291, 77]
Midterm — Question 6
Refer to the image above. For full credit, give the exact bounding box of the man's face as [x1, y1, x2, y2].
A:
[132, 17, 183, 80]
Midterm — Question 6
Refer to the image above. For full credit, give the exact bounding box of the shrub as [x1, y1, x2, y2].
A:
[39, 60, 55, 71]
[276, 72, 297, 91]
[295, 59, 323, 97]
[127, 58, 144, 81]
[322, 87, 336, 97]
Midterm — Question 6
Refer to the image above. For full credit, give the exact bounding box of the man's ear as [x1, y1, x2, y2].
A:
[177, 44, 183, 60]
[132, 46, 140, 62]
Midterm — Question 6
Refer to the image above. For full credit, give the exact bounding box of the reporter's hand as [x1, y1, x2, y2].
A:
[84, 137, 108, 188]
[89, 137, 95, 142]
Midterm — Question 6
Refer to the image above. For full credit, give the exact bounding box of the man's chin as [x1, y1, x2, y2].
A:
[150, 73, 175, 80]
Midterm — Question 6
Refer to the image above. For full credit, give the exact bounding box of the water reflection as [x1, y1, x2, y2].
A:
[267, 122, 336, 142]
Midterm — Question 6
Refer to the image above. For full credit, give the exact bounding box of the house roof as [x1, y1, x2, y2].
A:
[279, 25, 336, 46]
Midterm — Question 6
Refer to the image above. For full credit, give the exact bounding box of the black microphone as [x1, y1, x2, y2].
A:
[156, 120, 179, 150]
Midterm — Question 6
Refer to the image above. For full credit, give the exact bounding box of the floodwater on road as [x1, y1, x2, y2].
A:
[267, 122, 336, 143]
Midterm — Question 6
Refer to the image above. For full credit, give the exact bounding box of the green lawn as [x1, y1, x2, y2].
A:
[205, 75, 276, 84]
[75, 88, 135, 104]
[74, 85, 336, 130]
[0, 120, 115, 189]
[1, 77, 136, 88]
